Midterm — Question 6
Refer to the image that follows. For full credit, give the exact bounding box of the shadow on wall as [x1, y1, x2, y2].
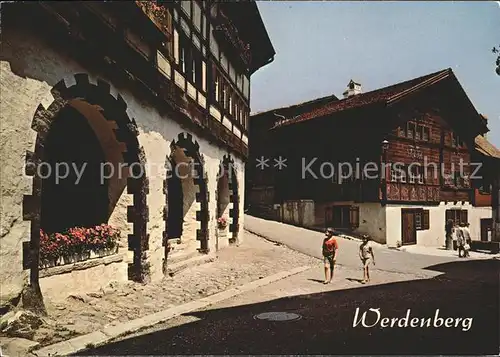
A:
[78, 259, 499, 356]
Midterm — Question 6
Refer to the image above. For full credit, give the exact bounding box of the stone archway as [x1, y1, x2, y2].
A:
[217, 155, 240, 243]
[163, 132, 209, 269]
[23, 74, 150, 309]
[40, 105, 109, 233]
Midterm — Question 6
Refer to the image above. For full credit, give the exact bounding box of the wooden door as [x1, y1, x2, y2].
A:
[401, 209, 417, 245]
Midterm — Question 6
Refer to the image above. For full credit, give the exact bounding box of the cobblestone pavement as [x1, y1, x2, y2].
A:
[31, 231, 318, 347]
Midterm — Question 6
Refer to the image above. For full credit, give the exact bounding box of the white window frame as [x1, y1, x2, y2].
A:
[400, 169, 407, 183]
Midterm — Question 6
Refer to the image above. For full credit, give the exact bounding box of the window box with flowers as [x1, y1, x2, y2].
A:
[39, 224, 120, 269]
[217, 217, 228, 238]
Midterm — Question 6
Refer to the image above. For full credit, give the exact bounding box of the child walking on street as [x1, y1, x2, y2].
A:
[359, 234, 375, 284]
[322, 228, 338, 284]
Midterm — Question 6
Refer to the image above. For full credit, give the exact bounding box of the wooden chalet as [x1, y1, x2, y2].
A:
[247, 68, 499, 248]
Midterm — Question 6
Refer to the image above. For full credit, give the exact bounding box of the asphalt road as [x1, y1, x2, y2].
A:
[243, 215, 460, 276]
[76, 258, 499, 355]
[75, 217, 499, 355]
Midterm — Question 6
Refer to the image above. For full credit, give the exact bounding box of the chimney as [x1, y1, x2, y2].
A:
[343, 79, 362, 98]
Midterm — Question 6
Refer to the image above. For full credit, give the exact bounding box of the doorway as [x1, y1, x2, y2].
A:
[401, 209, 417, 245]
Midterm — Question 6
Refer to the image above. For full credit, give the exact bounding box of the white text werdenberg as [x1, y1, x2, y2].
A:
[353, 308, 472, 331]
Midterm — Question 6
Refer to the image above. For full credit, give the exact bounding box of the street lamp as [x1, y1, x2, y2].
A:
[381, 139, 389, 205]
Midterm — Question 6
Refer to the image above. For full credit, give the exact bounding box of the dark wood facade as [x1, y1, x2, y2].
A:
[247, 69, 493, 219]
[11, 1, 275, 161]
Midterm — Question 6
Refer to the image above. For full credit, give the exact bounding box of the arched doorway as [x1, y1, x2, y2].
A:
[23, 74, 150, 311]
[41, 106, 108, 233]
[163, 133, 209, 273]
[217, 155, 240, 244]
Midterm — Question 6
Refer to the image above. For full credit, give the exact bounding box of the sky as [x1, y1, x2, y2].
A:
[251, 1, 500, 147]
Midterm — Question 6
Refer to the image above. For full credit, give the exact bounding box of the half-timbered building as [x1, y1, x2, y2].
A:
[0, 1, 274, 311]
[247, 68, 497, 249]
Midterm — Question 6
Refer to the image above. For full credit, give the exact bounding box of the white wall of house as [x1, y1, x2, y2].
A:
[0, 24, 245, 305]
[385, 202, 492, 248]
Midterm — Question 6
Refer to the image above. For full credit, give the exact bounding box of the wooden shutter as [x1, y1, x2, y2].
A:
[422, 209, 430, 230]
[460, 210, 468, 225]
[350, 206, 360, 229]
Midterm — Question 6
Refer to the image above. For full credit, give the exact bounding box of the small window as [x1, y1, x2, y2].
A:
[398, 126, 406, 137]
[452, 132, 461, 147]
[408, 167, 417, 183]
[400, 169, 407, 183]
[181, 0, 191, 17]
[407, 122, 415, 139]
[390, 165, 397, 182]
[192, 1, 202, 31]
[417, 166, 424, 184]
[422, 126, 430, 141]
[415, 209, 430, 231]
[179, 47, 186, 73]
[415, 125, 421, 140]
[415, 211, 422, 229]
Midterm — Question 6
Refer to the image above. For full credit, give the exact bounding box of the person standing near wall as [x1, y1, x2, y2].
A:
[457, 223, 465, 258]
[445, 219, 454, 250]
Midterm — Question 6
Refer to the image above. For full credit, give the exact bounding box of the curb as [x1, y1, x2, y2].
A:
[31, 265, 312, 357]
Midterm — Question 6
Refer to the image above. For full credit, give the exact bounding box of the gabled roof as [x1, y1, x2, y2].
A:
[475, 135, 500, 159]
[273, 68, 451, 129]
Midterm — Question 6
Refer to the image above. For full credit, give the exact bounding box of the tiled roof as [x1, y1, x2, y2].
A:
[273, 68, 452, 129]
[252, 93, 339, 118]
[475, 135, 500, 159]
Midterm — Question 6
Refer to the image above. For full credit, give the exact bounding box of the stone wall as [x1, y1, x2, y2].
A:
[0, 23, 245, 306]
[281, 200, 315, 228]
[354, 203, 386, 244]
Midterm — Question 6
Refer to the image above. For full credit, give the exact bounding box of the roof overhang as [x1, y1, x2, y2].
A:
[220, 1, 276, 74]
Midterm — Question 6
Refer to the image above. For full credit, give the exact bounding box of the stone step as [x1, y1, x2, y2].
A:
[166, 249, 201, 266]
[166, 253, 216, 277]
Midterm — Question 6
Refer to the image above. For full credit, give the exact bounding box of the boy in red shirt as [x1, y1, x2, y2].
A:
[322, 228, 338, 284]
